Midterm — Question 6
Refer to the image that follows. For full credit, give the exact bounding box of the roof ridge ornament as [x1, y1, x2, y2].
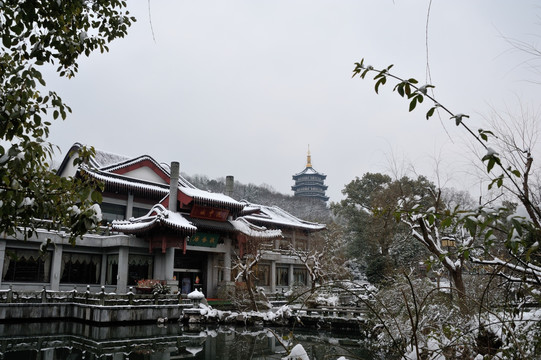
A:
[306, 144, 312, 168]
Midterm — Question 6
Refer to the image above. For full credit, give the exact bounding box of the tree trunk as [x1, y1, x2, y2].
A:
[243, 272, 258, 312]
[415, 218, 468, 311]
[449, 269, 465, 297]
[449, 267, 468, 313]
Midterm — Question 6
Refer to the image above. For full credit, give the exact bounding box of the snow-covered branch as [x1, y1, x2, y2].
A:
[471, 256, 541, 284]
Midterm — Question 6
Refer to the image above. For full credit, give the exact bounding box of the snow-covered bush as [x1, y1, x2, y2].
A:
[365, 275, 541, 359]
[229, 282, 271, 312]
[152, 282, 170, 295]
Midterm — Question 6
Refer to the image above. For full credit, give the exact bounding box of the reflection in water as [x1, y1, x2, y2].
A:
[0, 321, 374, 360]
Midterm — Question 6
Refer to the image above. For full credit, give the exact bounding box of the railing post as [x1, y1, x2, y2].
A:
[41, 286, 47, 303]
[72, 285, 77, 302]
[7, 285, 12, 303]
[99, 286, 105, 306]
[154, 292, 159, 305]
[85, 285, 90, 304]
[128, 286, 134, 305]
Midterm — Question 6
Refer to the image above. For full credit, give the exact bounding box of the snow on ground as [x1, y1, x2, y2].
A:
[196, 303, 294, 324]
[314, 293, 339, 307]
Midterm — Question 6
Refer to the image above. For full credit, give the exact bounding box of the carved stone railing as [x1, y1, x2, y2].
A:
[0, 285, 192, 307]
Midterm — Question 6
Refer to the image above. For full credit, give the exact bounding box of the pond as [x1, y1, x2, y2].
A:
[0, 321, 377, 360]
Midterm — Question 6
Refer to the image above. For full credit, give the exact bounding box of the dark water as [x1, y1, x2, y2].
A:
[0, 321, 375, 360]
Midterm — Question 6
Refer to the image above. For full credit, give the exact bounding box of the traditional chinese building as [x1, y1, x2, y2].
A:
[0, 143, 325, 298]
[291, 147, 329, 202]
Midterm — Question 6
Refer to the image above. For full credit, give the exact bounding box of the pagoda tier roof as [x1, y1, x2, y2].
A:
[112, 204, 197, 236]
[293, 193, 330, 202]
[239, 201, 326, 232]
[291, 183, 328, 191]
[292, 166, 327, 179]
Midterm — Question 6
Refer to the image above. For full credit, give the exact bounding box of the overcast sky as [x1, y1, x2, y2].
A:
[46, 1, 541, 203]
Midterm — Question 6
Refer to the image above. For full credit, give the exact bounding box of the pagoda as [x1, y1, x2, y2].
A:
[291, 146, 329, 202]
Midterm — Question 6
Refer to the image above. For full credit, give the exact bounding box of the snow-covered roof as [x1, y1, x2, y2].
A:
[112, 205, 282, 240]
[230, 218, 283, 240]
[112, 204, 197, 235]
[90, 148, 131, 169]
[59, 143, 324, 233]
[58, 143, 195, 187]
[67, 144, 243, 210]
[239, 201, 326, 232]
[187, 216, 237, 233]
[181, 187, 244, 210]
[100, 154, 197, 189]
[82, 166, 170, 198]
[85, 166, 244, 210]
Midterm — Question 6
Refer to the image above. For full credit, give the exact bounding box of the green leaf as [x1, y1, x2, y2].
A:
[90, 190, 102, 203]
[375, 77, 386, 94]
[441, 217, 452, 228]
[486, 158, 495, 173]
[394, 82, 405, 97]
[2, 34, 12, 47]
[409, 97, 417, 112]
[361, 69, 370, 79]
[426, 107, 435, 120]
[404, 83, 412, 97]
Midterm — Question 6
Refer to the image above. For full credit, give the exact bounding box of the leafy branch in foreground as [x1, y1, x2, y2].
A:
[352, 59, 540, 226]
[352, 59, 541, 300]
[0, 1, 135, 243]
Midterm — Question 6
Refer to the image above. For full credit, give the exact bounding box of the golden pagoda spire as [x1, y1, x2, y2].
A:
[306, 145, 312, 168]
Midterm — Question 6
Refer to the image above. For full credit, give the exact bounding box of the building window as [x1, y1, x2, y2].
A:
[279, 239, 291, 250]
[295, 239, 308, 251]
[60, 253, 101, 284]
[106, 255, 118, 285]
[132, 207, 150, 218]
[101, 202, 126, 223]
[254, 264, 270, 287]
[276, 267, 289, 286]
[3, 249, 51, 283]
[128, 255, 153, 286]
[217, 259, 225, 282]
[293, 268, 307, 286]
